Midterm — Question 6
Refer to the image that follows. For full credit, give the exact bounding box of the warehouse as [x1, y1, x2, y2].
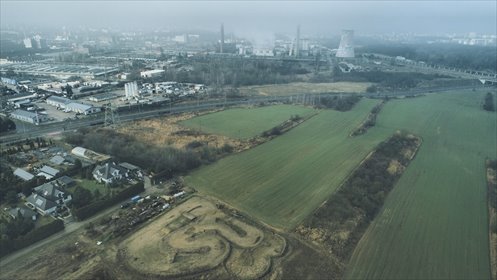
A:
[10, 109, 47, 125]
[46, 96, 71, 109]
[66, 102, 101, 115]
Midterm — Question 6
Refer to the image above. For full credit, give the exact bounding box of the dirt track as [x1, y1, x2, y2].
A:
[122, 196, 286, 279]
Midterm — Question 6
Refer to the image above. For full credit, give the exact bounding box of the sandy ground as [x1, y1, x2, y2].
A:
[121, 196, 286, 279]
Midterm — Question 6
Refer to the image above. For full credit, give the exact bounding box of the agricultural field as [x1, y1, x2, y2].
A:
[180, 105, 315, 139]
[345, 90, 496, 279]
[238, 82, 373, 96]
[185, 98, 388, 229]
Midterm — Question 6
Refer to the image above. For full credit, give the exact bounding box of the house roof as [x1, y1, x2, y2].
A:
[9, 206, 36, 219]
[34, 181, 64, 201]
[13, 168, 35, 181]
[119, 162, 140, 171]
[50, 155, 66, 165]
[93, 162, 125, 180]
[57, 176, 75, 186]
[27, 193, 58, 211]
[39, 165, 59, 177]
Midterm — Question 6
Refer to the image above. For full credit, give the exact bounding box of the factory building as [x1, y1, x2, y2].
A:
[10, 109, 47, 125]
[46, 96, 71, 109]
[66, 102, 101, 115]
[140, 69, 165, 78]
[125, 81, 139, 99]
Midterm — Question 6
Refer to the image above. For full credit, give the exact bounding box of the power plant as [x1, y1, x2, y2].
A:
[336, 30, 355, 58]
[220, 23, 225, 53]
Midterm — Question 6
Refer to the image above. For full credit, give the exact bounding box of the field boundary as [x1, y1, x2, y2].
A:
[296, 132, 422, 278]
[350, 99, 388, 137]
[486, 159, 497, 280]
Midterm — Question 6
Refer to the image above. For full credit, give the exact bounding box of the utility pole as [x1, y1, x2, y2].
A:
[104, 103, 120, 127]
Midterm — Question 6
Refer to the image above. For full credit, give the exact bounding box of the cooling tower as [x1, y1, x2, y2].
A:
[336, 30, 355, 58]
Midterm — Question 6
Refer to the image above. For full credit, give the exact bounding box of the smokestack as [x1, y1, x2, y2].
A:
[295, 25, 301, 57]
[220, 23, 225, 53]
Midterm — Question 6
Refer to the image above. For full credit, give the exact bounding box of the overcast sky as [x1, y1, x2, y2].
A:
[1, 1, 496, 36]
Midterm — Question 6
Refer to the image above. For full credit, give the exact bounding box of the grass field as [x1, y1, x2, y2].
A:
[345, 90, 496, 279]
[180, 105, 315, 139]
[238, 82, 373, 96]
[185, 99, 386, 229]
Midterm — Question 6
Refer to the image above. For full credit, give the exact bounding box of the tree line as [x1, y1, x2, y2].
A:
[301, 132, 421, 272]
[362, 43, 497, 72]
[315, 95, 361, 111]
[65, 128, 233, 180]
[0, 117, 16, 133]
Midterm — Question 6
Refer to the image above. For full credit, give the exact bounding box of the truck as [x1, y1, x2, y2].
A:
[131, 195, 141, 203]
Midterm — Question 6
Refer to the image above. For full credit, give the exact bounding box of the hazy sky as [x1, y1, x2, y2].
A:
[1, 1, 496, 36]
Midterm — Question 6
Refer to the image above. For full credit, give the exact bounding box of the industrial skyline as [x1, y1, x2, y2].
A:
[1, 1, 496, 35]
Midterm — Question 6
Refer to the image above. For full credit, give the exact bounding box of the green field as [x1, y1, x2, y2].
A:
[180, 105, 315, 139]
[185, 89, 495, 278]
[74, 179, 109, 196]
[185, 99, 387, 229]
[345, 91, 495, 279]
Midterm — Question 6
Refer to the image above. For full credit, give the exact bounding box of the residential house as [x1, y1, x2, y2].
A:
[93, 162, 127, 184]
[37, 165, 60, 180]
[26, 181, 72, 216]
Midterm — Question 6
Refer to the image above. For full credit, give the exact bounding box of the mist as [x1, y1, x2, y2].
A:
[1, 1, 496, 36]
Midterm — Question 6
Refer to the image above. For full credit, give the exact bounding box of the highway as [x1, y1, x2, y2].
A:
[0, 84, 491, 144]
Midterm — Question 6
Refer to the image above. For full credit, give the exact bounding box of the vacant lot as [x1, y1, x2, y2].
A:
[185, 99, 385, 230]
[180, 105, 315, 139]
[238, 82, 373, 96]
[345, 90, 495, 279]
[118, 113, 243, 149]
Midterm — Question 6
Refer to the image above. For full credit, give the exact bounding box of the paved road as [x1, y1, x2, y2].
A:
[0, 179, 160, 268]
[0, 202, 120, 268]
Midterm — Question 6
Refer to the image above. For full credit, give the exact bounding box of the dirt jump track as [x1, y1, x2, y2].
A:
[121, 196, 286, 279]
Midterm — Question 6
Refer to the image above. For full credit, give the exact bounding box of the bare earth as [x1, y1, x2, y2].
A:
[120, 196, 286, 279]
[116, 112, 246, 151]
[239, 82, 373, 96]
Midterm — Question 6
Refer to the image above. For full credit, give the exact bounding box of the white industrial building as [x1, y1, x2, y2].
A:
[46, 96, 71, 109]
[253, 48, 274, 57]
[125, 81, 139, 99]
[66, 102, 101, 115]
[10, 109, 47, 125]
[140, 69, 165, 78]
[46, 96, 100, 114]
